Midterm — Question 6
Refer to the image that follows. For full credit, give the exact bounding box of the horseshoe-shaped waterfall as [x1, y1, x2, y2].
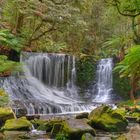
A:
[0, 52, 114, 115]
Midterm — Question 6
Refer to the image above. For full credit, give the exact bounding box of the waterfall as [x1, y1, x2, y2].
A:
[93, 58, 113, 103]
[0, 52, 95, 115]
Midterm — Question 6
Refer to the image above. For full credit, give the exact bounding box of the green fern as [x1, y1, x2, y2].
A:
[0, 29, 25, 52]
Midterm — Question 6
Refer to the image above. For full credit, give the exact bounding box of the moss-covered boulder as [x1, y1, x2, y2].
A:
[62, 119, 96, 140]
[3, 117, 32, 131]
[31, 119, 63, 132]
[51, 123, 63, 137]
[88, 106, 128, 132]
[0, 107, 15, 127]
[81, 133, 95, 140]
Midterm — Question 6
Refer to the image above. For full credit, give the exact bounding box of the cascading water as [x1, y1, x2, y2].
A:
[93, 58, 113, 103]
[0, 52, 95, 115]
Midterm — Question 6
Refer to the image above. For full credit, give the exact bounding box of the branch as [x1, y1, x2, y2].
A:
[114, 0, 140, 17]
[29, 21, 44, 41]
[31, 24, 56, 42]
[50, 0, 70, 5]
[104, 0, 140, 17]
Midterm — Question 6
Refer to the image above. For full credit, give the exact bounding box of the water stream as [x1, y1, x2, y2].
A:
[0, 53, 114, 115]
[93, 58, 113, 103]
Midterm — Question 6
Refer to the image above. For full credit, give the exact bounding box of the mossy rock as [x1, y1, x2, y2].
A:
[117, 135, 127, 140]
[88, 105, 110, 120]
[32, 118, 64, 132]
[81, 133, 95, 140]
[0, 89, 9, 107]
[76, 112, 89, 119]
[112, 108, 126, 116]
[3, 117, 32, 131]
[51, 123, 64, 137]
[62, 119, 96, 140]
[0, 107, 15, 127]
[89, 106, 128, 132]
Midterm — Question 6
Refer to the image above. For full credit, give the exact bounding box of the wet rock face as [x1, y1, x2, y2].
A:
[76, 112, 89, 119]
[11, 100, 27, 118]
[88, 105, 128, 132]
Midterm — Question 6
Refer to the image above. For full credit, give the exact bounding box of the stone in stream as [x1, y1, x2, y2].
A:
[2, 117, 32, 131]
[117, 124, 140, 140]
[76, 112, 89, 119]
[51, 123, 63, 137]
[62, 119, 96, 140]
[88, 105, 128, 132]
[81, 133, 95, 140]
[0, 107, 15, 127]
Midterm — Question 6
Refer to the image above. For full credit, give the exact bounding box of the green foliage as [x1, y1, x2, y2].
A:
[76, 56, 96, 88]
[0, 55, 19, 74]
[0, 29, 25, 52]
[113, 72, 130, 99]
[0, 89, 9, 107]
[118, 100, 140, 107]
[103, 34, 133, 56]
[56, 133, 68, 140]
[35, 39, 67, 53]
[114, 46, 140, 79]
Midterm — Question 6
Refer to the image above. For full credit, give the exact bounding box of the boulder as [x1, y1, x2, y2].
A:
[3, 117, 32, 131]
[117, 125, 140, 140]
[4, 131, 27, 140]
[81, 133, 95, 140]
[0, 132, 5, 139]
[88, 105, 128, 132]
[76, 112, 89, 119]
[124, 124, 140, 140]
[62, 119, 96, 140]
[0, 107, 15, 127]
[31, 118, 65, 132]
[51, 123, 63, 137]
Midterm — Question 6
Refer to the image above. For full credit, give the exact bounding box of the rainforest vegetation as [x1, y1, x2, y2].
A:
[0, 0, 140, 100]
[1, 1, 140, 140]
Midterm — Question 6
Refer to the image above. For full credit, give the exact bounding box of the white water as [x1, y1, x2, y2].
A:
[0, 53, 114, 114]
[93, 58, 113, 103]
[0, 52, 96, 115]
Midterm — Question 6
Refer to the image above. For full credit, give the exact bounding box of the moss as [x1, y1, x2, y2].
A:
[0, 89, 9, 107]
[56, 133, 68, 140]
[3, 117, 32, 131]
[81, 133, 95, 140]
[112, 108, 126, 116]
[32, 119, 64, 132]
[89, 106, 128, 132]
[117, 135, 127, 140]
[0, 107, 15, 127]
[62, 119, 95, 140]
[88, 105, 110, 120]
[19, 134, 30, 139]
[51, 123, 64, 137]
